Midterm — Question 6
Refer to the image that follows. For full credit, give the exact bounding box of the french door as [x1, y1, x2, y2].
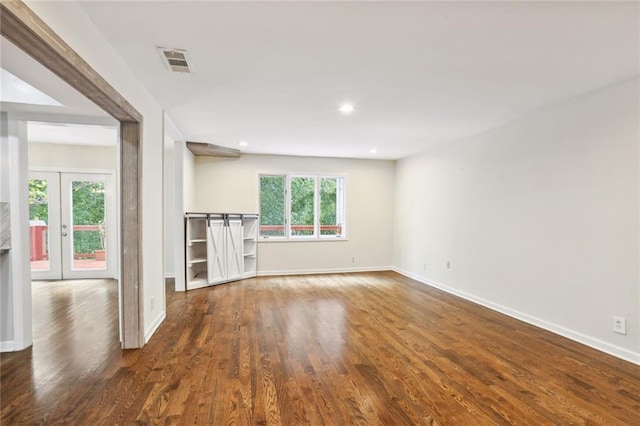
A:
[29, 171, 116, 280]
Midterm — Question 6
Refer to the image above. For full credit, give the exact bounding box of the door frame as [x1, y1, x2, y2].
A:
[1, 1, 144, 348]
[29, 170, 117, 280]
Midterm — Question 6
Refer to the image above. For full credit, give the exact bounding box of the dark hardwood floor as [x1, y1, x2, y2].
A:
[2, 272, 639, 424]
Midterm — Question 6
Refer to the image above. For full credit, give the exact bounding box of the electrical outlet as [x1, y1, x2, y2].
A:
[151, 297, 155, 311]
[446, 260, 451, 269]
[613, 317, 626, 335]
[351, 256, 356, 263]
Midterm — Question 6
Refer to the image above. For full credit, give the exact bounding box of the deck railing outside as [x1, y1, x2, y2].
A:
[29, 224, 102, 260]
[260, 225, 342, 236]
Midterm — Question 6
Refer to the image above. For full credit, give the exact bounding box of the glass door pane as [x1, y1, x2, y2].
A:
[29, 171, 61, 280]
[69, 179, 106, 271]
[61, 172, 115, 279]
[29, 178, 50, 271]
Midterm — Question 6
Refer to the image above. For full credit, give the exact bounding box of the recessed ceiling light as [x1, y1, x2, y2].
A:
[338, 103, 355, 115]
[239, 140, 248, 147]
[370, 148, 378, 154]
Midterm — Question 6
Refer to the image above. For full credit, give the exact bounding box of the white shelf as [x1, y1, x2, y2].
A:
[188, 276, 209, 289]
[242, 216, 258, 279]
[186, 214, 211, 290]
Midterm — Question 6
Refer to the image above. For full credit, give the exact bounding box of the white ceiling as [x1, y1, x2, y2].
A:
[27, 122, 118, 146]
[0, 68, 63, 107]
[0, 36, 117, 147]
[76, 1, 639, 160]
[0, 35, 110, 119]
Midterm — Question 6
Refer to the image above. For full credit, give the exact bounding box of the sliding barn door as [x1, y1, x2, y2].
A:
[225, 218, 244, 282]
[206, 218, 226, 284]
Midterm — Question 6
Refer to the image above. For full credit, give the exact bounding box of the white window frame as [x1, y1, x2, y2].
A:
[258, 173, 347, 241]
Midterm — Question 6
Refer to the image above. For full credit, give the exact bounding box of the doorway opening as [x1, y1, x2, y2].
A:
[2, 0, 144, 349]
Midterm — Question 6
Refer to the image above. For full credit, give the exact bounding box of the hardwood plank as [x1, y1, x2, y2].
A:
[2, 272, 640, 424]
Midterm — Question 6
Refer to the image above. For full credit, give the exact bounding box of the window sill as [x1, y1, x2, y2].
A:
[258, 237, 348, 243]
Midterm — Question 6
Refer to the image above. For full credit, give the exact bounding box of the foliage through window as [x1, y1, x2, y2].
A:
[71, 181, 106, 254]
[28, 179, 105, 255]
[259, 176, 285, 237]
[259, 174, 345, 239]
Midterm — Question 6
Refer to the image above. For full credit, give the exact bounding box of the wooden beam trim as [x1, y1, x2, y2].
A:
[186, 141, 241, 158]
[121, 122, 144, 348]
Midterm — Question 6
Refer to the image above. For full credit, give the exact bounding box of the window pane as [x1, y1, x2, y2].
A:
[320, 177, 344, 237]
[259, 175, 286, 237]
[290, 177, 315, 236]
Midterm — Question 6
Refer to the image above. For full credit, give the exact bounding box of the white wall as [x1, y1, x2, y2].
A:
[183, 147, 196, 213]
[0, 250, 11, 348]
[0, 115, 32, 351]
[163, 132, 175, 278]
[194, 154, 395, 274]
[168, 141, 193, 292]
[394, 78, 640, 364]
[0, 114, 15, 348]
[28, 142, 116, 170]
[23, 1, 166, 344]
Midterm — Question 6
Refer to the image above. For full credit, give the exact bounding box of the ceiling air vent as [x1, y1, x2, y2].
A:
[158, 48, 191, 73]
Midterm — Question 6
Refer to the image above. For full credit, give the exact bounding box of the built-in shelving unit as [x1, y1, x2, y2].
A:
[185, 213, 209, 289]
[185, 213, 259, 290]
[242, 215, 258, 279]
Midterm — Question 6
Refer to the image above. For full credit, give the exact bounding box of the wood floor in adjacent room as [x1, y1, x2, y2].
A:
[1, 272, 639, 424]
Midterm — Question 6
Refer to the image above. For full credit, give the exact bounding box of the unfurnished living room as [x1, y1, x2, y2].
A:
[1, 0, 640, 424]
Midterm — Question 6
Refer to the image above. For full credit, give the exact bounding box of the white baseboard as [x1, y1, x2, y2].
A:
[393, 267, 640, 366]
[144, 310, 166, 343]
[0, 340, 15, 352]
[258, 266, 392, 277]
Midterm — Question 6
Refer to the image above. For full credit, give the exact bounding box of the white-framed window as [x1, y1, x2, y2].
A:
[259, 174, 346, 240]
